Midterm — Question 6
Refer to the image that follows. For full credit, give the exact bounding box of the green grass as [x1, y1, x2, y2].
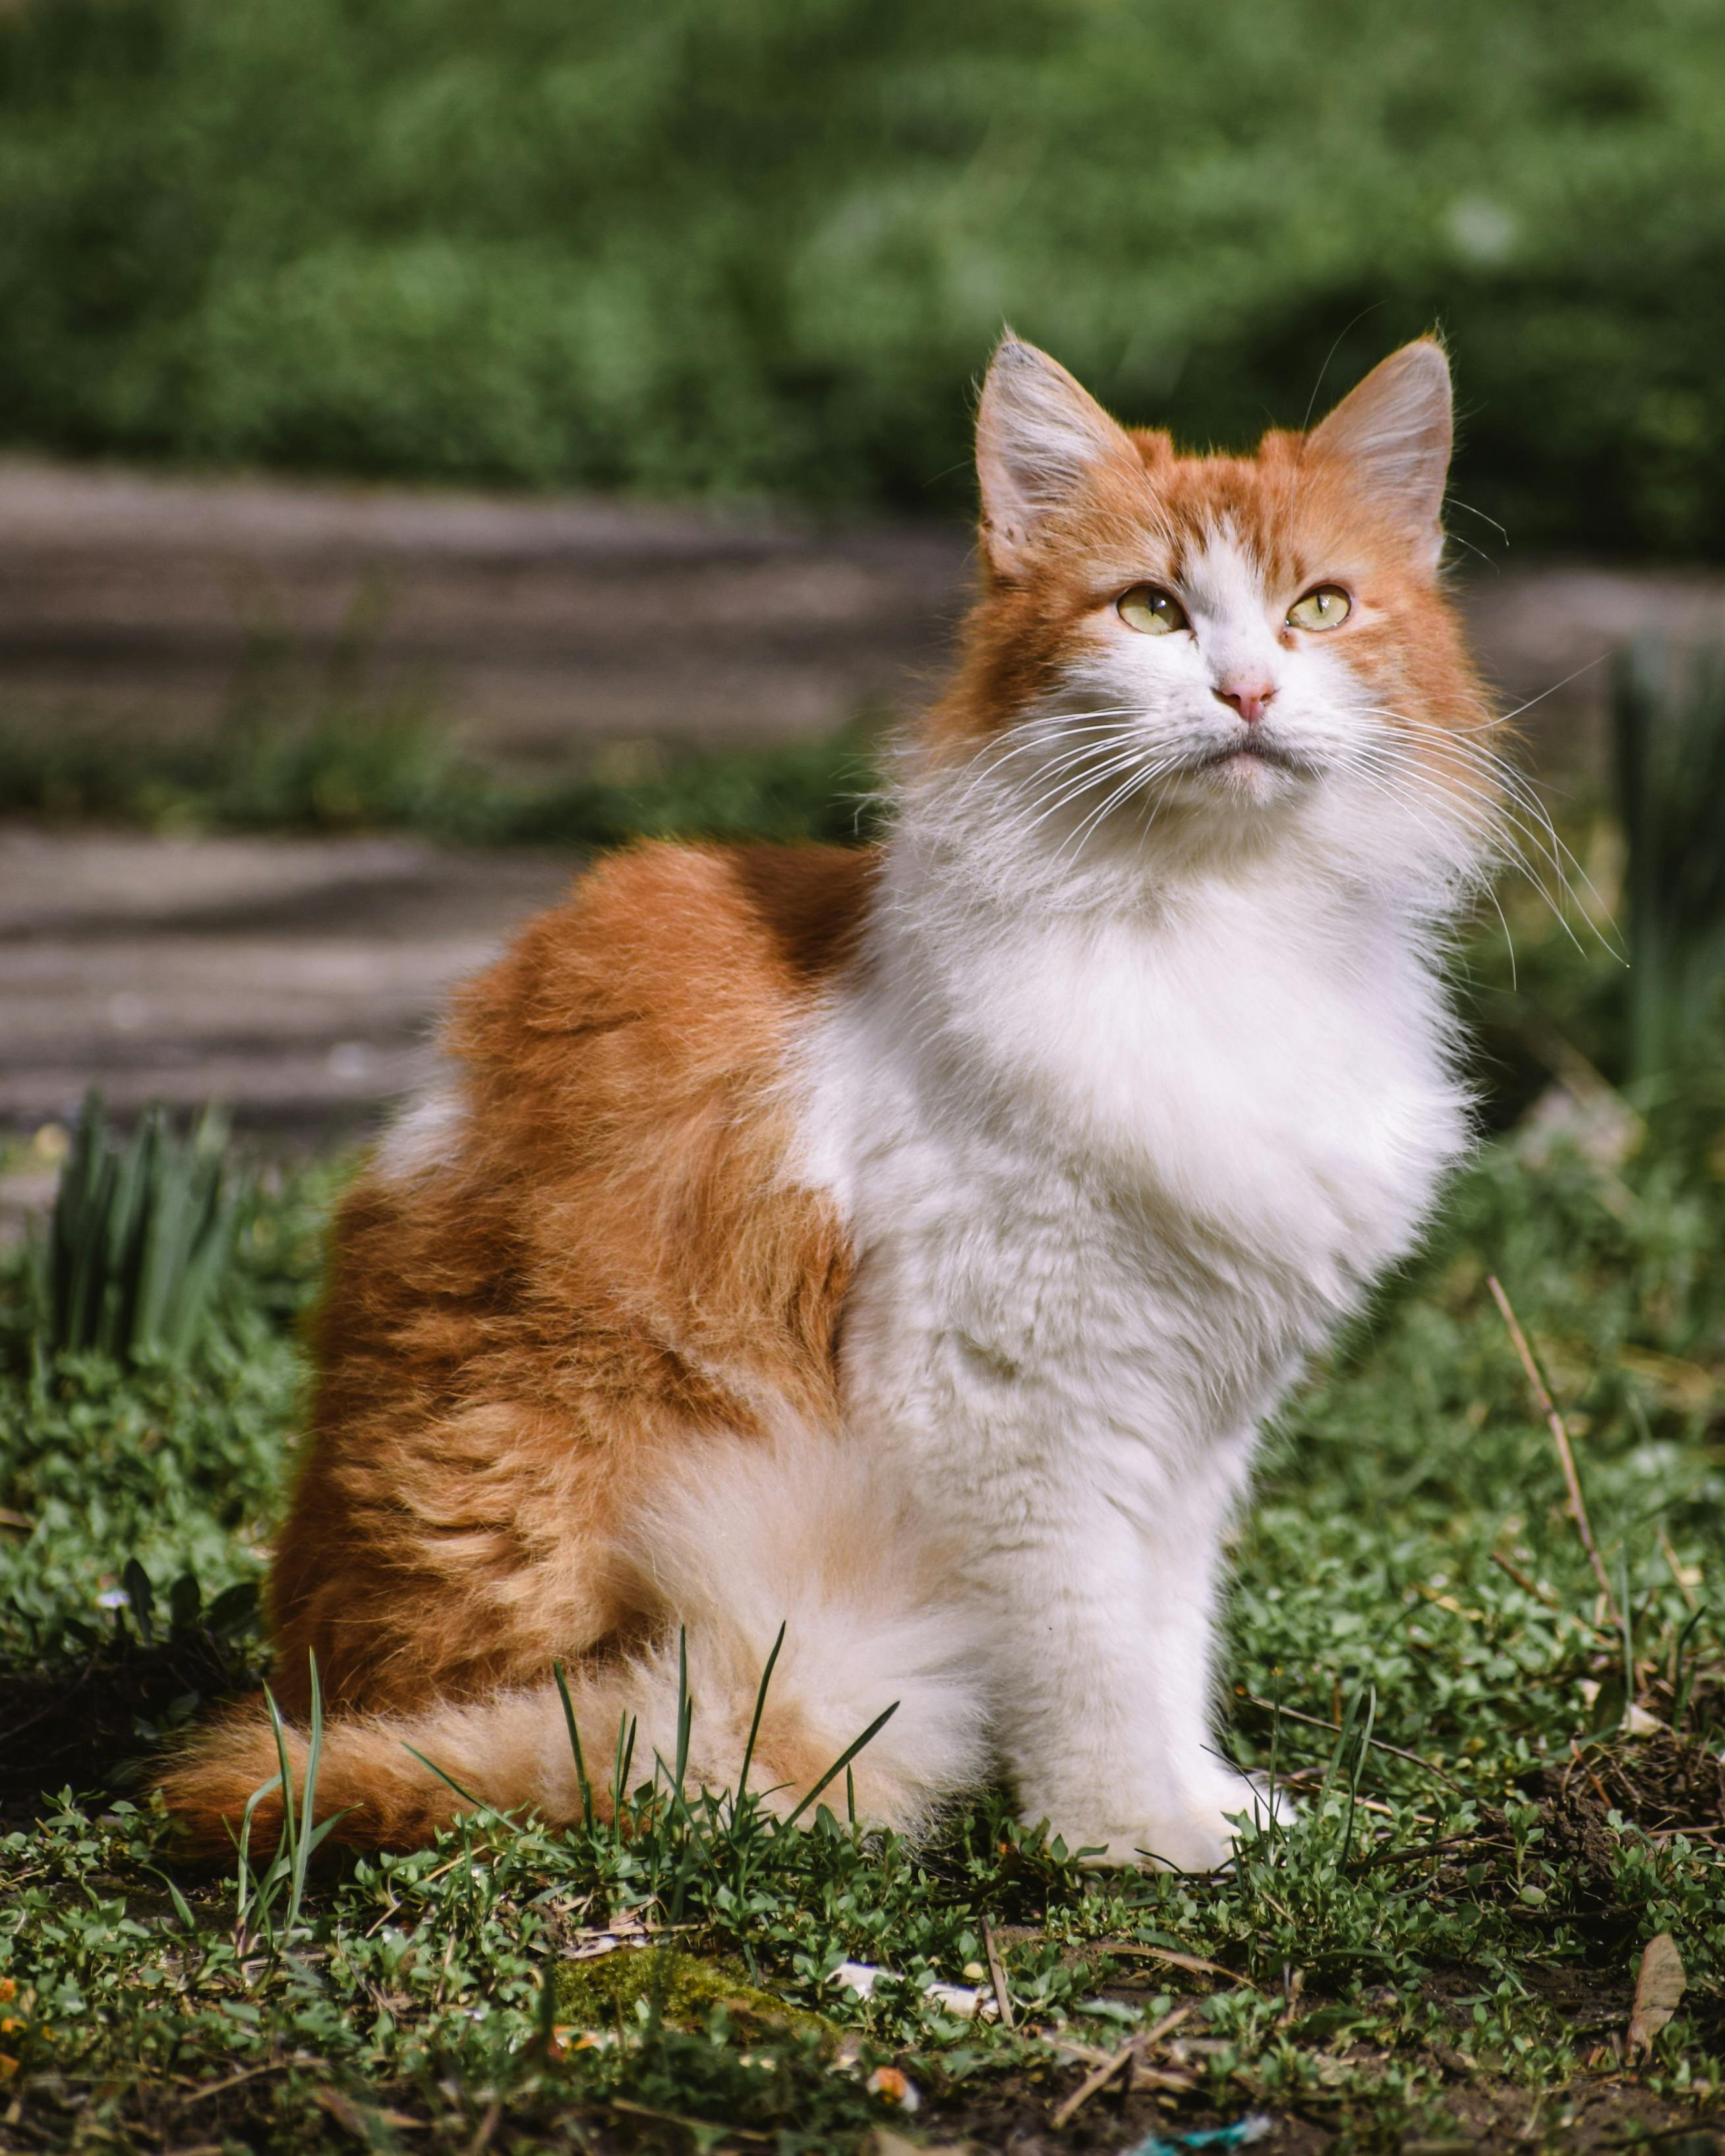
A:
[7, 0, 1725, 556]
[3, 896, 1725, 2149]
[38, 1095, 240, 1367]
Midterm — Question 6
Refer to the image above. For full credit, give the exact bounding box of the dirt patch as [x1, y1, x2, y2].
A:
[1544, 1730, 1725, 1861]
[0, 1616, 262, 1825]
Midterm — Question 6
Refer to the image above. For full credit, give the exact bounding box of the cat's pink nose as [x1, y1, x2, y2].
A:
[1215, 681, 1275, 724]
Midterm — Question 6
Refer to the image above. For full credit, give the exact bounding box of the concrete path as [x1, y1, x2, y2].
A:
[7, 457, 1725, 1188]
[0, 828, 573, 1151]
[0, 459, 968, 767]
[6, 455, 1725, 778]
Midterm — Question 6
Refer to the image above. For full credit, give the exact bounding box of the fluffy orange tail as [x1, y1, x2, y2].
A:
[158, 1677, 631, 1854]
[160, 1443, 991, 1853]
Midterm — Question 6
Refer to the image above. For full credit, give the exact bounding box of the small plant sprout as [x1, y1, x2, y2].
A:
[42, 1092, 239, 1365]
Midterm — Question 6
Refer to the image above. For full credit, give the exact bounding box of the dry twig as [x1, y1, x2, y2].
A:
[1239, 1694, 1461, 1789]
[1489, 1550, 1616, 1643]
[981, 1917, 1014, 2029]
[1103, 1942, 1254, 1987]
[1048, 2005, 1191, 2129]
[1657, 1523, 1701, 1614]
[1487, 1275, 1619, 1619]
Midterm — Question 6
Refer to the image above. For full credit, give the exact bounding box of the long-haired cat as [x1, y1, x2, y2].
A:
[163, 335, 1492, 1869]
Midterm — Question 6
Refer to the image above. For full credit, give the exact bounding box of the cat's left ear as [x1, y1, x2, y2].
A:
[1306, 339, 1453, 572]
[976, 335, 1141, 579]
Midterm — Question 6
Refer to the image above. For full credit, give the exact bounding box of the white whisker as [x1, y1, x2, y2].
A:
[1349, 711, 1622, 952]
[1049, 753, 1186, 865]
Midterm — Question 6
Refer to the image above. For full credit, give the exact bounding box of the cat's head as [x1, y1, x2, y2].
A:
[929, 334, 1496, 894]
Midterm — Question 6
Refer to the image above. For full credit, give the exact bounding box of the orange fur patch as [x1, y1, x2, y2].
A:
[272, 842, 875, 1720]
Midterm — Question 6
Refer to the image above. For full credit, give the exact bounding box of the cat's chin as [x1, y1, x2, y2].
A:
[1196, 746, 1311, 804]
[1136, 751, 1310, 828]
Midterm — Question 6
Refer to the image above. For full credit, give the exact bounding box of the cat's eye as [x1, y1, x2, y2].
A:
[1287, 585, 1352, 631]
[1117, 585, 1188, 635]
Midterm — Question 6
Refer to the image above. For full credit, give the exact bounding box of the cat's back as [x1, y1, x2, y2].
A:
[275, 842, 879, 1711]
[318, 840, 879, 1437]
[450, 840, 877, 1092]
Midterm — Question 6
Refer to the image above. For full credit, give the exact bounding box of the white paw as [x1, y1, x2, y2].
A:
[1043, 1768, 1272, 1872]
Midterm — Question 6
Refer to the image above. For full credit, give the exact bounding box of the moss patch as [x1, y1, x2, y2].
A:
[552, 1947, 831, 2041]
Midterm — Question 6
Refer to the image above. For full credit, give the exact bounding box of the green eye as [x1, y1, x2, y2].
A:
[1117, 585, 1187, 635]
[1287, 585, 1352, 631]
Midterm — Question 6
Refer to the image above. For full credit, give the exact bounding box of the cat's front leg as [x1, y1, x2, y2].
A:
[985, 1445, 1260, 1871]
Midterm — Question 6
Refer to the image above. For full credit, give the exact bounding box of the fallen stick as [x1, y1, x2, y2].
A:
[1487, 1275, 1619, 1620]
[1488, 1550, 1616, 1643]
[1656, 1521, 1700, 1614]
[1048, 2005, 1191, 2130]
[1103, 1942, 1254, 1988]
[1238, 1695, 1461, 1790]
[981, 1916, 1014, 2029]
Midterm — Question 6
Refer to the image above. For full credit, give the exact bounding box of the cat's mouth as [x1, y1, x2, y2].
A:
[1195, 735, 1318, 783]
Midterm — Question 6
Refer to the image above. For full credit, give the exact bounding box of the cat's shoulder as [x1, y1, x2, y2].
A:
[450, 840, 881, 1061]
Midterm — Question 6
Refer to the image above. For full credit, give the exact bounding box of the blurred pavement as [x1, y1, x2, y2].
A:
[0, 829, 572, 1151]
[0, 459, 966, 765]
[7, 457, 1725, 772]
[6, 458, 1725, 1167]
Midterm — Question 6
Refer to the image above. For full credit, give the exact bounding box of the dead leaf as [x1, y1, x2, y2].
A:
[1106, 1940, 1254, 1987]
[1627, 1931, 1685, 2060]
[1618, 1345, 1720, 1416]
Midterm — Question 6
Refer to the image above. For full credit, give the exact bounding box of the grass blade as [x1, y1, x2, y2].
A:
[1318, 1681, 1364, 1814]
[783, 1701, 898, 1829]
[552, 1660, 595, 1824]
[399, 1743, 517, 1833]
[610, 1712, 638, 1825]
[1672, 1605, 1708, 1732]
[672, 1626, 692, 1797]
[230, 1770, 283, 1939]
[736, 1621, 785, 1804]
[283, 1651, 324, 1940]
[1340, 1683, 1376, 1871]
[262, 1683, 299, 1931]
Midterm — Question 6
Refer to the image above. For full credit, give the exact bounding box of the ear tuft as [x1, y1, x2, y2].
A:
[976, 335, 1137, 577]
[1306, 339, 1453, 570]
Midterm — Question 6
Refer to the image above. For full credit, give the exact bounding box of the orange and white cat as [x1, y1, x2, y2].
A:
[165, 335, 1493, 1869]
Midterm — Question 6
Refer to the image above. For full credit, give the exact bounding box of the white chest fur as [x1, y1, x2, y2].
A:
[801, 860, 1465, 1474]
[790, 838, 1468, 1863]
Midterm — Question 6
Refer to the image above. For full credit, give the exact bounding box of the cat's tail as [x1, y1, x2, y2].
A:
[158, 1441, 991, 1855]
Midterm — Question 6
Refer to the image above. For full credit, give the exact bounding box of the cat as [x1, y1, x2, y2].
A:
[162, 334, 1494, 1869]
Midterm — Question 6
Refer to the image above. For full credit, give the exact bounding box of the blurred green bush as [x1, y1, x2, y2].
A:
[2, 0, 1723, 552]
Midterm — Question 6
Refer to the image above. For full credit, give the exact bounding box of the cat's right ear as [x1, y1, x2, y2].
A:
[1306, 339, 1453, 571]
[976, 335, 1139, 579]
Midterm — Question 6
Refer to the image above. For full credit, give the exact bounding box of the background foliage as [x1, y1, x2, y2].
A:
[3, 0, 1725, 552]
